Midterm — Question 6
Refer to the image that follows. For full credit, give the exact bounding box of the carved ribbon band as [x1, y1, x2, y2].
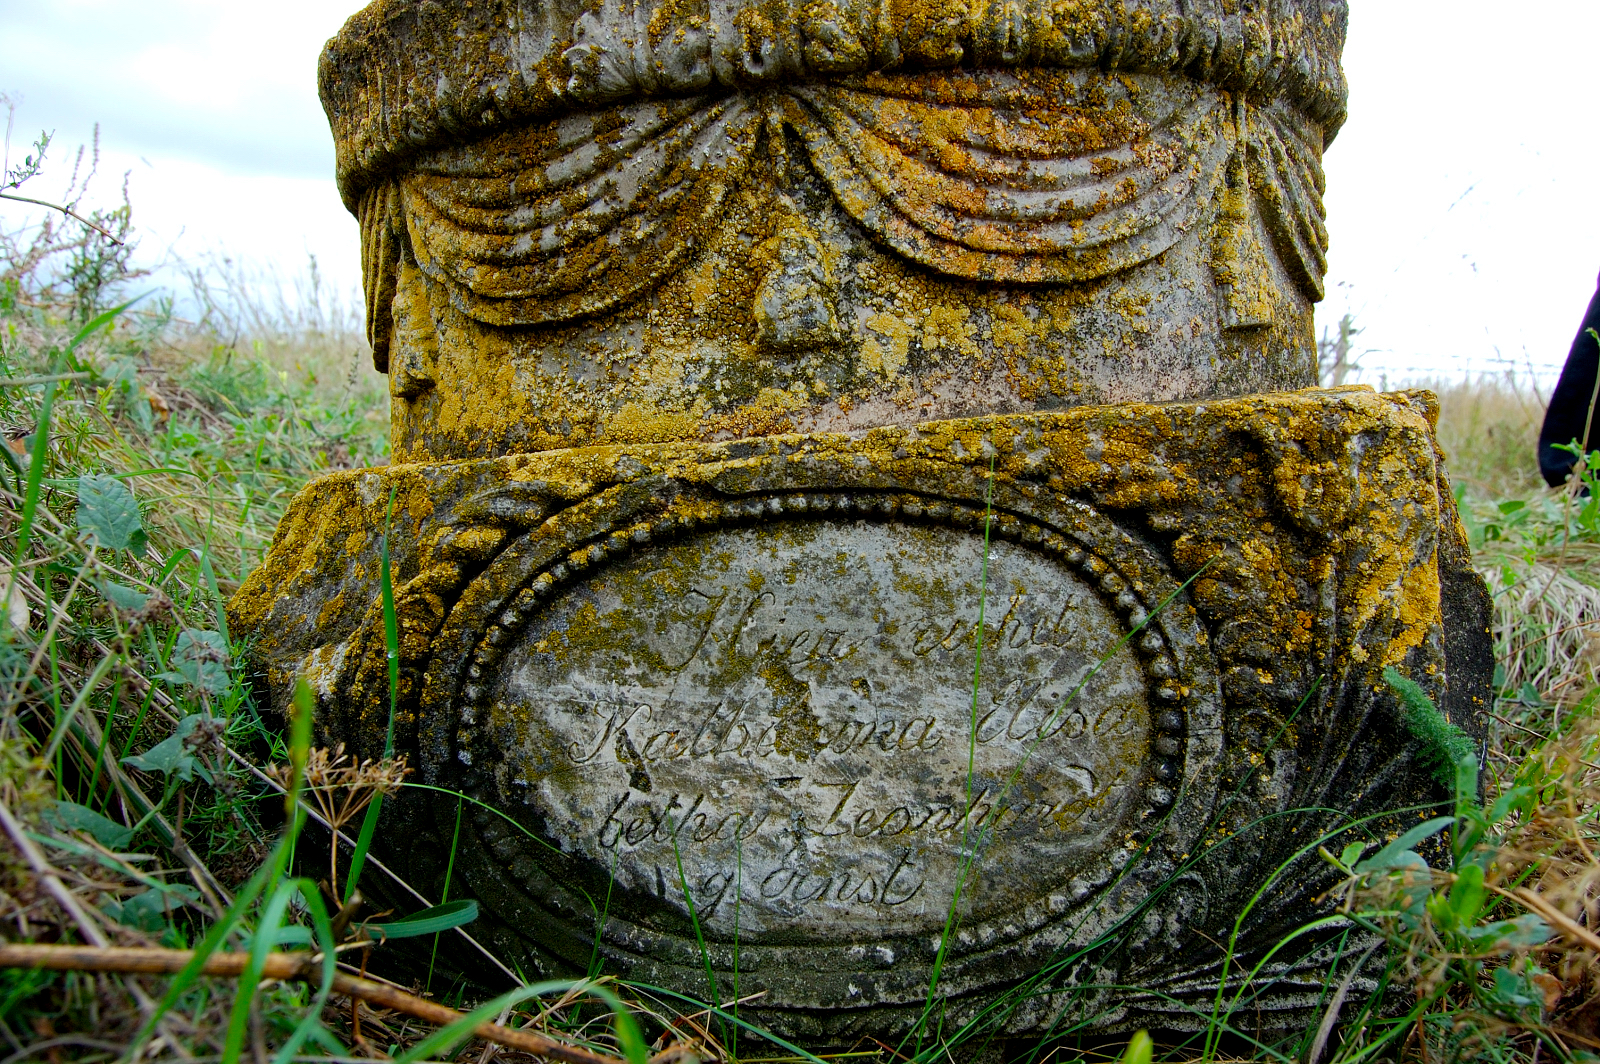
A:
[357, 71, 1327, 367]
[321, 0, 1349, 202]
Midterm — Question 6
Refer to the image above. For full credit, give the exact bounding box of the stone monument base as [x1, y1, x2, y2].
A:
[231, 386, 1489, 1039]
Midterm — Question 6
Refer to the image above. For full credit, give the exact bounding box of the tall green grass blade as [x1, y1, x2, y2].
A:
[39, 654, 116, 763]
[198, 548, 230, 647]
[589, 847, 619, 981]
[344, 485, 400, 902]
[399, 782, 576, 860]
[389, 980, 615, 1064]
[16, 362, 61, 563]
[669, 817, 723, 1042]
[367, 898, 479, 940]
[270, 882, 344, 1064]
[222, 877, 300, 1063]
[964, 455, 998, 844]
[124, 680, 313, 1060]
[340, 771, 383, 903]
[975, 561, 1215, 850]
[428, 792, 465, 992]
[931, 631, 1306, 1064]
[921, 455, 997, 1031]
[732, 829, 742, 1038]
[1201, 804, 1421, 1061]
[588, 981, 652, 1064]
[379, 484, 400, 754]
[67, 299, 141, 354]
[21, 299, 139, 561]
[625, 981, 827, 1064]
[115, 659, 165, 765]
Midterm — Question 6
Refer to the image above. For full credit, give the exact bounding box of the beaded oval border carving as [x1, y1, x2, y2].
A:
[448, 489, 1195, 834]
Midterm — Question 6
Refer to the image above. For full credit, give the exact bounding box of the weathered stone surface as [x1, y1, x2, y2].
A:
[231, 387, 1490, 1037]
[483, 518, 1161, 940]
[229, 0, 1497, 1038]
[320, 0, 1350, 461]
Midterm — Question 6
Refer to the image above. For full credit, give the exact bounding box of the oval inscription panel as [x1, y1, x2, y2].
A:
[475, 517, 1155, 941]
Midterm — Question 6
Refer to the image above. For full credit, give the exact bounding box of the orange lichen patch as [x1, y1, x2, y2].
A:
[600, 402, 701, 445]
[437, 525, 506, 563]
[921, 305, 979, 358]
[861, 312, 913, 380]
[702, 387, 804, 440]
[1388, 549, 1444, 667]
[404, 481, 435, 522]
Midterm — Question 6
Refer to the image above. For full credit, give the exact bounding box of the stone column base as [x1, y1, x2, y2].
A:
[230, 386, 1490, 1040]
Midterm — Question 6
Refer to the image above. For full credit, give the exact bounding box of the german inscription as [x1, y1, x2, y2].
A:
[472, 517, 1155, 940]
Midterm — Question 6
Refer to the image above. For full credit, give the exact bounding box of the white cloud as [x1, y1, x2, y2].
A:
[0, 0, 362, 178]
[0, 0, 368, 302]
[1317, 0, 1600, 385]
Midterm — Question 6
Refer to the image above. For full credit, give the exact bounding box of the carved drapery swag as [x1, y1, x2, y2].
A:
[332, 0, 1346, 367]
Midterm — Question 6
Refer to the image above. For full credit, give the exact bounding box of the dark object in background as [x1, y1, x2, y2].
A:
[1539, 273, 1600, 486]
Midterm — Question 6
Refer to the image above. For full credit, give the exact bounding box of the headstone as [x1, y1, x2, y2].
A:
[233, 0, 1492, 1042]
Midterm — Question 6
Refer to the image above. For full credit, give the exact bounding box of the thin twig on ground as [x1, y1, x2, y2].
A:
[0, 944, 658, 1064]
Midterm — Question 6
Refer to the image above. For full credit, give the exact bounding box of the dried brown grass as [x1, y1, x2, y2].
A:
[1428, 373, 1549, 502]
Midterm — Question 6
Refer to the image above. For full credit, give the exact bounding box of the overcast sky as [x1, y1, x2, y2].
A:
[2, 1, 1597, 387]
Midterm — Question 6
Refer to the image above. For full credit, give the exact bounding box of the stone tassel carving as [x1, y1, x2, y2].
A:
[1214, 99, 1278, 333]
[753, 201, 843, 352]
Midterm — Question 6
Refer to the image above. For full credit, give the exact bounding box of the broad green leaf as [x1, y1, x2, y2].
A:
[159, 629, 229, 696]
[364, 899, 478, 941]
[1339, 840, 1370, 869]
[44, 799, 133, 849]
[101, 581, 149, 613]
[1489, 785, 1533, 825]
[106, 884, 201, 932]
[76, 473, 147, 556]
[1382, 851, 1430, 875]
[1119, 1030, 1153, 1064]
[122, 733, 198, 780]
[121, 714, 219, 782]
[1449, 863, 1486, 924]
[1355, 816, 1454, 873]
[1466, 914, 1551, 951]
[1485, 963, 1550, 1012]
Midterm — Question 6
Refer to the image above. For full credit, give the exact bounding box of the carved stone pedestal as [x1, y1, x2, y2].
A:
[230, 386, 1489, 1039]
[242, 0, 1481, 1039]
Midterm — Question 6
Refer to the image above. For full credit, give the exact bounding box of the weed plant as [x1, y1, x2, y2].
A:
[0, 127, 1597, 1064]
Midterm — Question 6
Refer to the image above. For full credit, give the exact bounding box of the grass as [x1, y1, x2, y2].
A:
[0, 155, 1599, 1064]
